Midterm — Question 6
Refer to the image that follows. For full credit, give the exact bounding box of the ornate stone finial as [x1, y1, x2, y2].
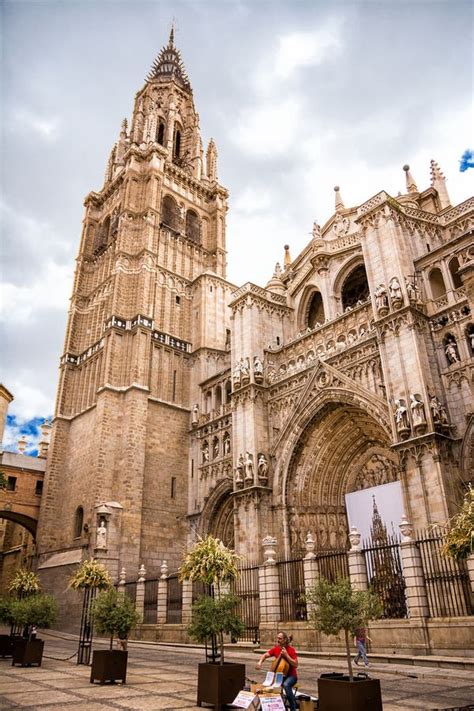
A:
[399, 516, 413, 542]
[138, 564, 147, 582]
[283, 244, 292, 269]
[169, 25, 175, 47]
[206, 139, 218, 182]
[120, 118, 128, 138]
[334, 185, 345, 212]
[160, 560, 169, 579]
[305, 531, 316, 558]
[17, 435, 27, 455]
[430, 159, 451, 209]
[38, 418, 52, 459]
[348, 526, 362, 551]
[262, 535, 277, 564]
[403, 164, 418, 194]
[119, 567, 127, 585]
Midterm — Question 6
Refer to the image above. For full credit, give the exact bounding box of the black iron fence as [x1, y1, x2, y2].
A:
[416, 529, 473, 618]
[231, 564, 260, 643]
[317, 548, 349, 582]
[143, 578, 159, 624]
[277, 557, 307, 622]
[362, 535, 407, 619]
[123, 581, 137, 605]
[167, 573, 183, 623]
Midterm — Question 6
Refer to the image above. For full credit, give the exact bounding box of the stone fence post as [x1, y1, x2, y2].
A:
[303, 532, 320, 616]
[399, 518, 429, 618]
[181, 579, 193, 625]
[347, 527, 368, 591]
[117, 567, 126, 596]
[135, 564, 146, 622]
[258, 536, 281, 623]
[157, 560, 168, 624]
[466, 554, 474, 596]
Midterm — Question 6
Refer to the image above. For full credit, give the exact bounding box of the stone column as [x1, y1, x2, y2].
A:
[117, 567, 126, 596]
[347, 527, 368, 591]
[399, 518, 429, 618]
[258, 536, 281, 623]
[181, 579, 193, 625]
[135, 564, 146, 621]
[467, 554, 474, 596]
[303, 532, 320, 616]
[157, 560, 168, 624]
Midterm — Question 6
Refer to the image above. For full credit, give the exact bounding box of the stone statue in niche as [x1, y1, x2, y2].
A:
[394, 400, 410, 433]
[213, 439, 219, 459]
[374, 284, 389, 315]
[202, 443, 209, 463]
[445, 338, 460, 365]
[192, 403, 199, 425]
[253, 355, 264, 381]
[233, 361, 241, 386]
[410, 394, 427, 431]
[235, 457, 244, 488]
[96, 519, 107, 549]
[405, 277, 421, 304]
[223, 435, 231, 456]
[389, 276, 403, 307]
[257, 454, 268, 483]
[244, 451, 254, 483]
[240, 357, 250, 381]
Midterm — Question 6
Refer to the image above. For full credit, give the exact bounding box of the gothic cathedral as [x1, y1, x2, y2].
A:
[36, 33, 474, 593]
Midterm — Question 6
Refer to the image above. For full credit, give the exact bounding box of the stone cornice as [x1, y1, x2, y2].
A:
[229, 282, 291, 311]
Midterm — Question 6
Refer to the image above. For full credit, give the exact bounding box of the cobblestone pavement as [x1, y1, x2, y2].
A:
[0, 633, 473, 711]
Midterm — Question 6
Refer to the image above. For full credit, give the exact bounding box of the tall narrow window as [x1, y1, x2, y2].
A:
[172, 370, 177, 402]
[171, 477, 177, 499]
[157, 122, 165, 145]
[449, 257, 463, 289]
[74, 506, 84, 538]
[174, 127, 181, 158]
[429, 267, 446, 299]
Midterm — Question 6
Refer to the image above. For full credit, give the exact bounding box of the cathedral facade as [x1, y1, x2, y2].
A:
[36, 33, 474, 594]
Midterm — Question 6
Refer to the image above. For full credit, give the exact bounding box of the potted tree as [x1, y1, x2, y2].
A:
[10, 593, 58, 666]
[179, 535, 246, 709]
[69, 558, 112, 665]
[89, 587, 140, 684]
[306, 577, 383, 711]
[0, 596, 14, 657]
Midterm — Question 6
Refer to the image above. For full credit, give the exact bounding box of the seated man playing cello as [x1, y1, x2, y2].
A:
[256, 631, 298, 711]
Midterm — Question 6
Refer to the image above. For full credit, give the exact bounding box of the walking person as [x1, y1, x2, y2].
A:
[353, 627, 371, 668]
[256, 631, 298, 711]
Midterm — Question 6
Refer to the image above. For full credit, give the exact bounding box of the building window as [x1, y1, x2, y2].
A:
[172, 370, 177, 401]
[161, 194, 180, 231]
[429, 267, 446, 299]
[176, 295, 180, 305]
[157, 121, 165, 146]
[7, 476, 17, 492]
[185, 210, 201, 244]
[74, 506, 84, 538]
[341, 264, 370, 310]
[174, 126, 181, 158]
[171, 476, 177, 499]
[307, 291, 325, 328]
[35, 480, 43, 496]
[449, 257, 463, 289]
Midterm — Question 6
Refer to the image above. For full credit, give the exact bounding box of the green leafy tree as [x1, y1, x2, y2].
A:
[179, 535, 243, 664]
[8, 569, 41, 598]
[0, 596, 14, 625]
[9, 594, 58, 640]
[306, 577, 382, 681]
[442, 485, 474, 561]
[69, 559, 112, 591]
[92, 588, 140, 649]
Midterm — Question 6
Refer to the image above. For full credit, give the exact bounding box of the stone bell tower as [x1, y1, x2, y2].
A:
[37, 30, 230, 587]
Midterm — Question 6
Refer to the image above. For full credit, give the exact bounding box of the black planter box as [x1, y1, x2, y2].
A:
[0, 634, 14, 658]
[197, 661, 246, 710]
[318, 673, 382, 711]
[11, 638, 44, 667]
[90, 650, 128, 684]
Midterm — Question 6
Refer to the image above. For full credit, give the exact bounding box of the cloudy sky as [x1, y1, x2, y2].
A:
[1, 0, 473, 452]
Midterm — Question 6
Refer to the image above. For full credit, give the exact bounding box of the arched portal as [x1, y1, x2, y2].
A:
[198, 480, 235, 549]
[277, 391, 398, 557]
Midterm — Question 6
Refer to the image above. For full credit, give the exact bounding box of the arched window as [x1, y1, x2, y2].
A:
[161, 195, 180, 231]
[215, 385, 222, 410]
[173, 125, 181, 159]
[429, 267, 446, 299]
[93, 216, 110, 255]
[307, 292, 325, 328]
[466, 324, 474, 355]
[225, 380, 232, 402]
[157, 121, 165, 145]
[341, 265, 370, 310]
[448, 257, 463, 289]
[74, 506, 84, 538]
[205, 390, 212, 413]
[185, 210, 201, 245]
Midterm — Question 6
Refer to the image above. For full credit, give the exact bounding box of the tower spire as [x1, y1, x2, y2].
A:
[430, 159, 451, 209]
[403, 164, 418, 194]
[146, 32, 191, 91]
[334, 185, 345, 212]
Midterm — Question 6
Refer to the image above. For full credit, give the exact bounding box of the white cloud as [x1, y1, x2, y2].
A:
[274, 23, 344, 80]
[232, 98, 301, 157]
[10, 107, 60, 140]
[5, 379, 53, 424]
[232, 186, 274, 214]
[0, 260, 73, 324]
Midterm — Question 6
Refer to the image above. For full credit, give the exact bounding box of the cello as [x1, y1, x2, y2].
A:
[271, 646, 290, 676]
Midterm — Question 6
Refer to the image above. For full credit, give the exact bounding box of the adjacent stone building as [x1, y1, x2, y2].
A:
[36, 33, 473, 602]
